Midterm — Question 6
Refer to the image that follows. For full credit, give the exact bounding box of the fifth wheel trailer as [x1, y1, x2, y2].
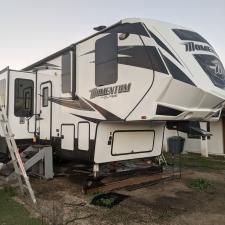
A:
[0, 18, 225, 174]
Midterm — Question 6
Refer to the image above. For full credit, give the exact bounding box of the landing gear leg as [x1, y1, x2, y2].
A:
[82, 164, 101, 194]
[93, 163, 99, 178]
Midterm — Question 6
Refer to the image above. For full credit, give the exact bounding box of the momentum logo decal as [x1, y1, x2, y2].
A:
[184, 42, 216, 54]
[90, 83, 131, 99]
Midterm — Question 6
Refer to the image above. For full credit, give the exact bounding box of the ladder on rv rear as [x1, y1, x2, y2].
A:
[0, 105, 36, 203]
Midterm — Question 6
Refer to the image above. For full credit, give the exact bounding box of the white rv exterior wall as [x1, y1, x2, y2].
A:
[163, 120, 224, 155]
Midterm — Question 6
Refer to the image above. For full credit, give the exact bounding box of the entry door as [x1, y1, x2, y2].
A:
[40, 82, 52, 140]
[78, 122, 90, 151]
[61, 124, 75, 150]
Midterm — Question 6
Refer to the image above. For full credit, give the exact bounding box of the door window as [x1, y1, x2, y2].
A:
[14, 78, 34, 117]
[42, 87, 49, 107]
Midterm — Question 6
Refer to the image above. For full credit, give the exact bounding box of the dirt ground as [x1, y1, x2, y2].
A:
[14, 155, 225, 225]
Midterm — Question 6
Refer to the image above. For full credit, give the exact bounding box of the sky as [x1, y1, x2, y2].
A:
[0, 0, 224, 70]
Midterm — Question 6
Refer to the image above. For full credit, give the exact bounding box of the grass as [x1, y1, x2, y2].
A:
[164, 152, 225, 171]
[2, 186, 17, 197]
[189, 178, 211, 190]
[0, 186, 47, 225]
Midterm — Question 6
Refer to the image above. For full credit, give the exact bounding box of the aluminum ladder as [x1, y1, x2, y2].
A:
[0, 105, 36, 203]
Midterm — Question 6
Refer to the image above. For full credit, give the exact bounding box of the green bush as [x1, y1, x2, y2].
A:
[189, 179, 211, 190]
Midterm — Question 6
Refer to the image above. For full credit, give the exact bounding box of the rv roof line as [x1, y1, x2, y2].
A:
[23, 21, 123, 71]
[9, 69, 35, 74]
[22, 45, 75, 71]
[0, 66, 9, 74]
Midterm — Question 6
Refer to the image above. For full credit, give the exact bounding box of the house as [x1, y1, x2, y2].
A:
[163, 112, 225, 156]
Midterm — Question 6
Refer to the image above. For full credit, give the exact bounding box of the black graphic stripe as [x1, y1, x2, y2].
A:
[51, 96, 122, 121]
[118, 46, 168, 74]
[71, 113, 102, 123]
[147, 30, 182, 65]
[51, 97, 94, 111]
[161, 53, 195, 86]
[84, 99, 122, 121]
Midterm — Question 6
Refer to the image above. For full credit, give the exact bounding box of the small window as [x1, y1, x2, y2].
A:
[42, 87, 49, 107]
[0, 79, 6, 106]
[62, 52, 71, 93]
[14, 79, 34, 117]
[95, 33, 118, 86]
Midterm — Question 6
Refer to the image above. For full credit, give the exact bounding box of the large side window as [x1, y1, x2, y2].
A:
[62, 52, 71, 93]
[0, 79, 6, 106]
[95, 33, 118, 86]
[14, 79, 34, 117]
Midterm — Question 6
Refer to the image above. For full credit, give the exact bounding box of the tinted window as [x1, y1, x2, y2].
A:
[194, 54, 225, 89]
[62, 52, 71, 93]
[42, 87, 49, 107]
[14, 79, 34, 117]
[173, 29, 210, 45]
[0, 79, 6, 106]
[95, 33, 118, 86]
